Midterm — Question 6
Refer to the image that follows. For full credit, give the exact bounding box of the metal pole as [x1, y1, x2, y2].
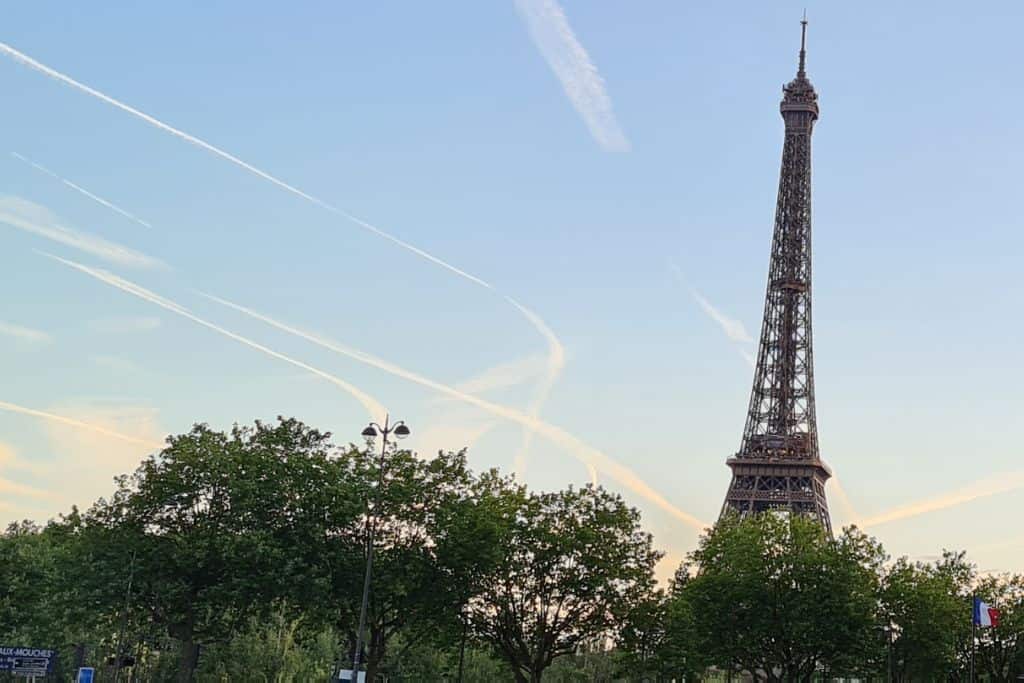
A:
[351, 415, 390, 681]
[887, 626, 893, 683]
[456, 618, 467, 683]
[113, 551, 136, 683]
[971, 594, 976, 683]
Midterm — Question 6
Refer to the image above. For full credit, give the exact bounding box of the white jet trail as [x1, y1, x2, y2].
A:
[42, 253, 387, 422]
[0, 399, 164, 449]
[0, 41, 489, 287]
[11, 152, 153, 229]
[827, 476, 860, 527]
[201, 293, 706, 530]
[514, 0, 631, 151]
[858, 471, 1024, 529]
[691, 289, 754, 344]
[504, 297, 593, 483]
[0, 40, 565, 432]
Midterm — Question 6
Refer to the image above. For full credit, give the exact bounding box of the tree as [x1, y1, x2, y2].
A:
[328, 450, 511, 682]
[0, 516, 119, 675]
[684, 513, 886, 680]
[193, 606, 338, 682]
[614, 589, 669, 681]
[881, 551, 973, 681]
[615, 563, 709, 681]
[0, 521, 52, 639]
[79, 418, 354, 682]
[974, 573, 1024, 681]
[467, 485, 661, 683]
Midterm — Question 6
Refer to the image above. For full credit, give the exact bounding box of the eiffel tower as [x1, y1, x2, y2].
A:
[719, 18, 832, 535]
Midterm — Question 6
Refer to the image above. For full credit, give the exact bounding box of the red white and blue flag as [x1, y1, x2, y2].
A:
[974, 597, 1000, 628]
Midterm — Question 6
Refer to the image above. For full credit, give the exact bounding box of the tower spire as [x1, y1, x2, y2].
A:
[798, 13, 808, 78]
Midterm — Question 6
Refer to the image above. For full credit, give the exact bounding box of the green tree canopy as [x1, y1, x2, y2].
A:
[683, 513, 886, 680]
[76, 418, 353, 682]
[975, 572, 1024, 681]
[327, 447, 511, 682]
[881, 550, 974, 680]
[468, 484, 661, 683]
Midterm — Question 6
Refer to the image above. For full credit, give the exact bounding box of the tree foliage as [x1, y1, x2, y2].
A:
[467, 484, 661, 683]
[328, 445, 508, 681]
[3, 415, 1023, 682]
[881, 550, 974, 680]
[975, 572, 1024, 681]
[681, 513, 886, 680]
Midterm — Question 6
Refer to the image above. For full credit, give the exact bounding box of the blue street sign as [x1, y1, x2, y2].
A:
[77, 667, 95, 683]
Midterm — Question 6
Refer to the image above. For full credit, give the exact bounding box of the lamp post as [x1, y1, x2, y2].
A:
[349, 414, 410, 681]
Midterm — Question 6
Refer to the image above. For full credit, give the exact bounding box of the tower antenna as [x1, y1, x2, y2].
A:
[798, 12, 808, 77]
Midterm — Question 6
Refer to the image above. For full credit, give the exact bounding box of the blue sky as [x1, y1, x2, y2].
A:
[1, 1, 1022, 577]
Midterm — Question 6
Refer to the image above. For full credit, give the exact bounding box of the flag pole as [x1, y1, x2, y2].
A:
[970, 593, 976, 683]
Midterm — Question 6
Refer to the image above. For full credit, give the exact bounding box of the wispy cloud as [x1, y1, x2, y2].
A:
[44, 253, 387, 423]
[0, 196, 162, 269]
[88, 316, 161, 334]
[0, 399, 163, 449]
[0, 321, 52, 346]
[0, 403, 165, 523]
[0, 40, 566, 412]
[453, 355, 547, 395]
[0, 442, 52, 478]
[514, 0, 630, 151]
[859, 471, 1024, 528]
[0, 445, 51, 500]
[202, 293, 706, 530]
[416, 419, 499, 460]
[0, 476, 50, 499]
[90, 355, 143, 374]
[11, 152, 153, 229]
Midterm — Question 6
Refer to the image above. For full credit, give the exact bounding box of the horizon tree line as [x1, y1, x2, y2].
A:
[1, 416, 1022, 681]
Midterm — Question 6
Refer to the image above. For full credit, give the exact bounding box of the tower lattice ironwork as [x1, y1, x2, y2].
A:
[720, 19, 832, 535]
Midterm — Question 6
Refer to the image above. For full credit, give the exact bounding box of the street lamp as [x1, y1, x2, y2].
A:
[348, 414, 410, 681]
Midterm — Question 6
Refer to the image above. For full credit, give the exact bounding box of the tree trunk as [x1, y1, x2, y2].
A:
[177, 639, 200, 683]
[364, 625, 386, 683]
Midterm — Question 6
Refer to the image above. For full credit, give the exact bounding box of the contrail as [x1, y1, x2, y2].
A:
[858, 471, 1024, 528]
[504, 296, 593, 483]
[827, 476, 860, 526]
[11, 152, 153, 229]
[514, 0, 630, 151]
[202, 293, 707, 529]
[0, 41, 488, 286]
[691, 289, 754, 344]
[0, 399, 164, 449]
[0, 40, 566, 416]
[42, 253, 387, 422]
[671, 265, 756, 364]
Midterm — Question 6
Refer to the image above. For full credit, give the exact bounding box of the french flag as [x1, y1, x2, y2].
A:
[974, 597, 1000, 628]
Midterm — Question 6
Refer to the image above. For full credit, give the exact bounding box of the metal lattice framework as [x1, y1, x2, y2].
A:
[720, 19, 833, 535]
